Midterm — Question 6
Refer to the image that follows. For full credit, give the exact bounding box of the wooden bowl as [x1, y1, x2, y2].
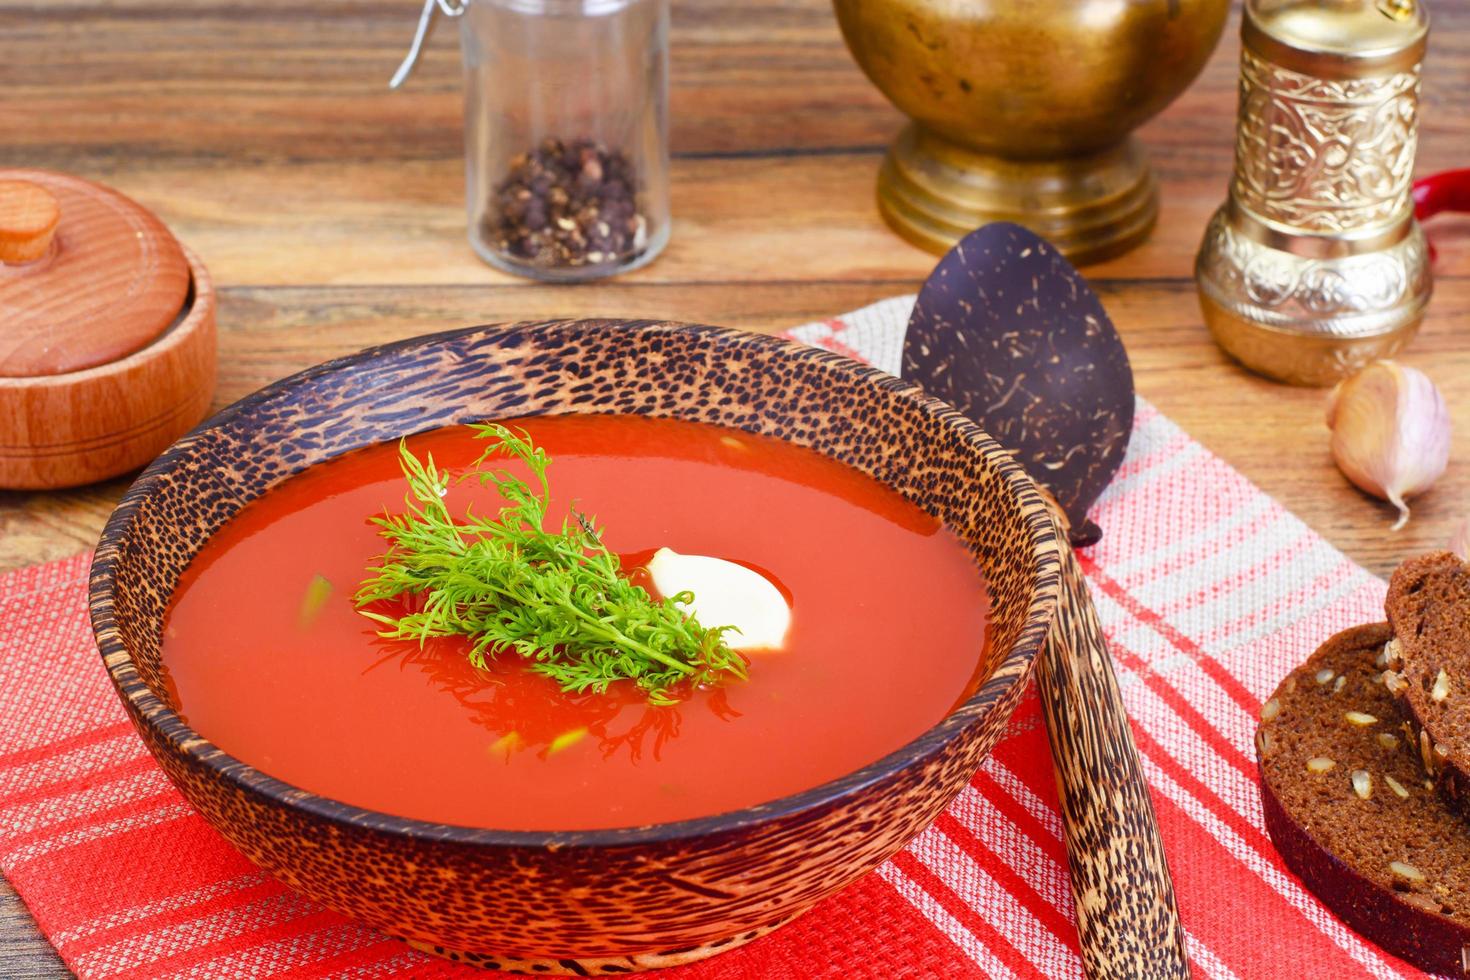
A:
[89, 320, 1063, 974]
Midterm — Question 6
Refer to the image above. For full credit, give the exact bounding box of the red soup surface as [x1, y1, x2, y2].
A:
[162, 415, 990, 831]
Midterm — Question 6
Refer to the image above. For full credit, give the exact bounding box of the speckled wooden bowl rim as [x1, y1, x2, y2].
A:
[90, 320, 1062, 850]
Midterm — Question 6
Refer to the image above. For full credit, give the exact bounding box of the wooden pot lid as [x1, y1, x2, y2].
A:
[0, 169, 191, 378]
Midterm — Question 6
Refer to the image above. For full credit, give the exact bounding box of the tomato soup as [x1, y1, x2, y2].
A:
[162, 415, 989, 831]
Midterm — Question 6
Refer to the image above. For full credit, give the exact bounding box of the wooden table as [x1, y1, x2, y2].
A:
[2, 0, 1467, 975]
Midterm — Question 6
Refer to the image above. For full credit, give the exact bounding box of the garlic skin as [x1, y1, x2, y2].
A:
[1326, 361, 1451, 531]
[1451, 519, 1470, 561]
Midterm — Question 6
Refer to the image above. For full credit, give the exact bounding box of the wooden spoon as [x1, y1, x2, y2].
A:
[904, 222, 1190, 979]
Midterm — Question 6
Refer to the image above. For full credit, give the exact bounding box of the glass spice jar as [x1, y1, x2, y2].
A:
[395, 0, 670, 281]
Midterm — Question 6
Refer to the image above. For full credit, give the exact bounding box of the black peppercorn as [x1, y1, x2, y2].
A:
[486, 138, 646, 269]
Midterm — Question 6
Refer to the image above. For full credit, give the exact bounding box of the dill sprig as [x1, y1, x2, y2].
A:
[354, 423, 746, 705]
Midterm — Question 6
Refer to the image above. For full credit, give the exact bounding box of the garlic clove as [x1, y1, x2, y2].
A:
[1326, 361, 1451, 531]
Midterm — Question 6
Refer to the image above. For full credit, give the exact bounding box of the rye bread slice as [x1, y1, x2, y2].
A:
[1384, 552, 1470, 816]
[1258, 622, 1470, 976]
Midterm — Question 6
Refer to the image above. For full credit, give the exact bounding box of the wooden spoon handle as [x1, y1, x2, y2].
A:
[1038, 543, 1190, 979]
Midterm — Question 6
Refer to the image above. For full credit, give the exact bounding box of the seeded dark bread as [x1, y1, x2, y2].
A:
[1258, 622, 1470, 976]
[1384, 551, 1470, 817]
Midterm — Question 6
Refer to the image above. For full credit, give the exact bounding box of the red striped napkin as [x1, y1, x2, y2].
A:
[0, 299, 1415, 978]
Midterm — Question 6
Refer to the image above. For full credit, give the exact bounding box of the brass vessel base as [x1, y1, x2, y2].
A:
[1195, 209, 1432, 387]
[877, 125, 1159, 265]
[1200, 294, 1424, 388]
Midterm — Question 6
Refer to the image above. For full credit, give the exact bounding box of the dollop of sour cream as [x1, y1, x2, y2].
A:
[644, 547, 790, 651]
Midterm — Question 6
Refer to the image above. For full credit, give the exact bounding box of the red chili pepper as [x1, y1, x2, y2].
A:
[1413, 169, 1470, 221]
[1411, 170, 1470, 264]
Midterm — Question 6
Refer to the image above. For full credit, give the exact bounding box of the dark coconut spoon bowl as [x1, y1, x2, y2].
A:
[89, 319, 1063, 974]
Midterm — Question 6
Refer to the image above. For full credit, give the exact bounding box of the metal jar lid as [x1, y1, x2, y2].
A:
[1244, 0, 1428, 79]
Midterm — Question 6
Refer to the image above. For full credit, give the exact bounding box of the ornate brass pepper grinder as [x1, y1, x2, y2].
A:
[1196, 0, 1431, 386]
[833, 0, 1230, 264]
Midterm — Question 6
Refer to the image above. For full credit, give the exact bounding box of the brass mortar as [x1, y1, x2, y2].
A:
[833, 0, 1230, 264]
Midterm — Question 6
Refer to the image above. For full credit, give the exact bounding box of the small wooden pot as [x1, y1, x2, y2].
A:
[91, 320, 1063, 974]
[0, 171, 217, 489]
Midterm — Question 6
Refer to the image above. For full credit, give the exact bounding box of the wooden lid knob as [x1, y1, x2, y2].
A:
[0, 180, 61, 264]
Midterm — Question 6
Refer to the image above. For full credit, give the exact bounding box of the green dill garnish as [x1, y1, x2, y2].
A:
[354, 423, 746, 705]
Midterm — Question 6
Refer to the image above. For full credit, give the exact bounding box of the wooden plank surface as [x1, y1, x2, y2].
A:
[3, 0, 1469, 976]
